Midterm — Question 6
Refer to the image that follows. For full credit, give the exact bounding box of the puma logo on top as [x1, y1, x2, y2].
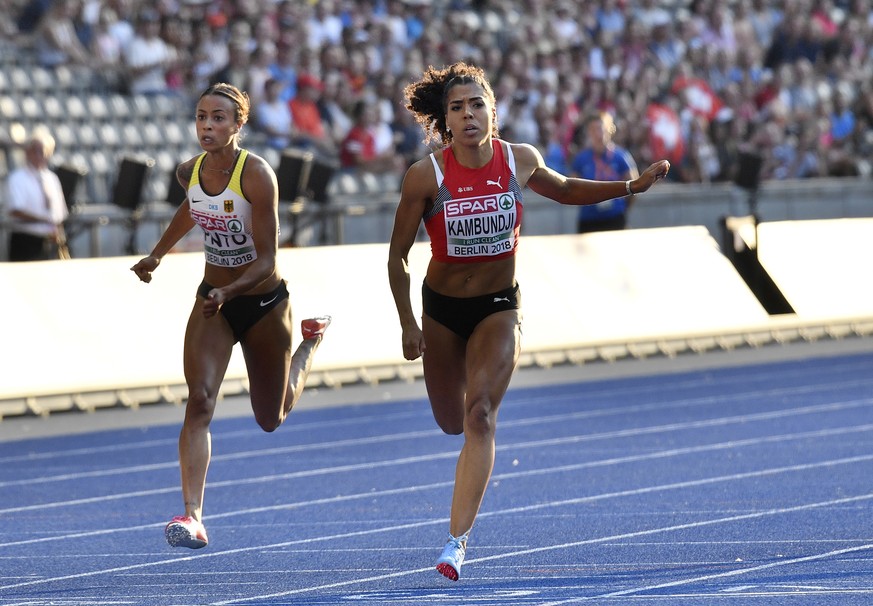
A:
[486, 177, 502, 187]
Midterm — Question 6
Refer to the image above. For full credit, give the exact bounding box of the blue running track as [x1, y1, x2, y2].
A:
[2, 345, 873, 605]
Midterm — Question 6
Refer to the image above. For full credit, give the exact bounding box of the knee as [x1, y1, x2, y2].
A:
[184, 390, 217, 429]
[254, 413, 282, 433]
[436, 417, 464, 436]
[464, 398, 496, 438]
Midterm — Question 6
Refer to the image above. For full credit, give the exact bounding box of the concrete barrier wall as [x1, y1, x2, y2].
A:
[2, 222, 870, 401]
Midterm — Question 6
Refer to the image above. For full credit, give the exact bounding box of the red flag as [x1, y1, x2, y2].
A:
[646, 102, 685, 165]
[672, 76, 724, 121]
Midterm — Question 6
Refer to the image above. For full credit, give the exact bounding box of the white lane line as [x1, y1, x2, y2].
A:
[533, 543, 873, 604]
[207, 492, 873, 605]
[0, 408, 425, 464]
[3, 422, 871, 548]
[2, 454, 872, 593]
[5, 369, 869, 467]
[4, 392, 871, 490]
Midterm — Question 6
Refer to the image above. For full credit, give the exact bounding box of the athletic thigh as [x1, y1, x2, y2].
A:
[421, 314, 468, 432]
[464, 309, 522, 416]
[239, 298, 294, 418]
[183, 301, 236, 410]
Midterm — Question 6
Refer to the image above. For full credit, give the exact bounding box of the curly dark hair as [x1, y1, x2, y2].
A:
[403, 62, 499, 146]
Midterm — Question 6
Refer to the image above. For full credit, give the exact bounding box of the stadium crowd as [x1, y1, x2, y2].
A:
[4, 0, 873, 185]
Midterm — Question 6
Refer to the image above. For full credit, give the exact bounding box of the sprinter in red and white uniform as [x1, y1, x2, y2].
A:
[388, 62, 670, 581]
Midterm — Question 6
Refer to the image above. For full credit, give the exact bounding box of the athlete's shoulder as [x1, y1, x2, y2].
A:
[404, 154, 438, 182]
[176, 153, 203, 185]
[400, 154, 440, 200]
[504, 140, 541, 161]
[238, 149, 277, 182]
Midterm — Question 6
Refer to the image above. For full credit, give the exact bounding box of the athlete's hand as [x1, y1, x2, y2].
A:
[130, 255, 160, 283]
[630, 160, 671, 193]
[401, 324, 425, 361]
[202, 288, 227, 319]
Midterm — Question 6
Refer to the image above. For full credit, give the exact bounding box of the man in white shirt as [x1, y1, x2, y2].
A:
[5, 128, 69, 261]
[123, 10, 175, 95]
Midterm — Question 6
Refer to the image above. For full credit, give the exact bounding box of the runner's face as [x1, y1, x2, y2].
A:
[445, 82, 493, 144]
[195, 95, 240, 151]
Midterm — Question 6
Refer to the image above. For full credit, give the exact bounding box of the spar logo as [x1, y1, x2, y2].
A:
[192, 210, 243, 233]
[445, 196, 499, 217]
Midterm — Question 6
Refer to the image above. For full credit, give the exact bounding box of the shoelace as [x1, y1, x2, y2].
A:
[446, 531, 470, 551]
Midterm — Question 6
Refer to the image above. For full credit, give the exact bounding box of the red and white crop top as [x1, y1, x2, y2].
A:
[423, 139, 523, 263]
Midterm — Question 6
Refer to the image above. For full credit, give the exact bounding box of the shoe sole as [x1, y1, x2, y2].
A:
[436, 562, 459, 581]
[166, 523, 207, 549]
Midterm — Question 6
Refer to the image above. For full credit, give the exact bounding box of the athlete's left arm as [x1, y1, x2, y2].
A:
[224, 154, 280, 299]
[511, 142, 669, 206]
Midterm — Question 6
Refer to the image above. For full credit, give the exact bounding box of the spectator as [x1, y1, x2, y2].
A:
[319, 70, 354, 149]
[1, 0, 871, 194]
[290, 73, 337, 157]
[123, 9, 176, 95]
[34, 0, 91, 68]
[535, 102, 570, 174]
[826, 87, 860, 176]
[772, 121, 826, 179]
[254, 77, 295, 151]
[649, 19, 685, 71]
[683, 114, 721, 184]
[210, 39, 253, 91]
[90, 4, 125, 92]
[269, 41, 299, 103]
[5, 128, 69, 262]
[339, 100, 403, 174]
[570, 111, 640, 233]
[245, 41, 277, 110]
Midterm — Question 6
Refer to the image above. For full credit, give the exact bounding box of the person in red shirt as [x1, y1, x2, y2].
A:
[289, 73, 336, 156]
[387, 62, 670, 581]
[339, 100, 403, 174]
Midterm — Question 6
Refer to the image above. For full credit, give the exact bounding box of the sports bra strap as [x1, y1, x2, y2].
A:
[500, 140, 517, 175]
[429, 153, 444, 185]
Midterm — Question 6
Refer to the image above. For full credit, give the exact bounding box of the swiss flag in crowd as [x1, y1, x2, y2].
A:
[645, 103, 685, 165]
[671, 76, 724, 121]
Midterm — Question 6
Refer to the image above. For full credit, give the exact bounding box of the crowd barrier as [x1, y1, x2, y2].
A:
[2, 223, 872, 419]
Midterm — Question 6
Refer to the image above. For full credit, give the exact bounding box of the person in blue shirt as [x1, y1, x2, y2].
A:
[570, 111, 639, 233]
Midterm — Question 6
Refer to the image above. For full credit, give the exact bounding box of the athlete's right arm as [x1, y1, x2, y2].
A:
[387, 159, 432, 360]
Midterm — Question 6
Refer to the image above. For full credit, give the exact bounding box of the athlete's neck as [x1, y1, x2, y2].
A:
[451, 137, 494, 169]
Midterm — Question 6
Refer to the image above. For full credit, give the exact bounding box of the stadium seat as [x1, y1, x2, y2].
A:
[41, 95, 64, 122]
[119, 123, 145, 151]
[331, 172, 361, 196]
[162, 121, 187, 147]
[18, 95, 43, 123]
[53, 64, 74, 91]
[141, 122, 164, 148]
[107, 94, 132, 119]
[0, 95, 20, 122]
[30, 66, 54, 94]
[86, 95, 110, 122]
[8, 66, 31, 92]
[97, 123, 121, 149]
[64, 95, 88, 122]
